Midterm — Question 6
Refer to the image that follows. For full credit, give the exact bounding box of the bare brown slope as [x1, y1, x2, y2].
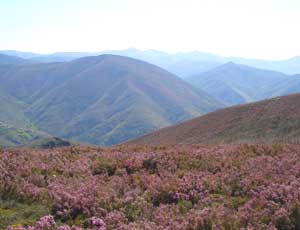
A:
[127, 93, 300, 145]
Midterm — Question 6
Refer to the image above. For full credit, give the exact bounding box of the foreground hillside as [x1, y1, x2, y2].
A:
[0, 55, 222, 146]
[1, 144, 300, 229]
[128, 94, 300, 146]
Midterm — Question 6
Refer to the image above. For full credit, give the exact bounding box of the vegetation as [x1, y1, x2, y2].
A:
[0, 122, 70, 148]
[2, 144, 300, 229]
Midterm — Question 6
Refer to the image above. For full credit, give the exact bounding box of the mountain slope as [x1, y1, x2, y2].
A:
[127, 94, 300, 145]
[0, 86, 71, 148]
[186, 62, 300, 105]
[0, 55, 223, 146]
[0, 88, 30, 128]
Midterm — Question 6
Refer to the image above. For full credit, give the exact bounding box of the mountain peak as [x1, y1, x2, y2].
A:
[221, 61, 237, 67]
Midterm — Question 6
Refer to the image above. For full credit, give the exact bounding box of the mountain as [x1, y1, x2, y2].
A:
[98, 49, 223, 77]
[0, 55, 223, 146]
[127, 93, 300, 145]
[186, 62, 300, 105]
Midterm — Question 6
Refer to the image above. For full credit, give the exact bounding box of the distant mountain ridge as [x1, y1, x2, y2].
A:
[2, 49, 300, 76]
[127, 93, 300, 146]
[186, 62, 300, 105]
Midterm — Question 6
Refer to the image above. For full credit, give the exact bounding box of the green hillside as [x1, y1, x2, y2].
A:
[0, 88, 30, 128]
[0, 122, 70, 148]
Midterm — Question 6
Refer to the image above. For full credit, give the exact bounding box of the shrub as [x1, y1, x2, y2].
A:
[178, 200, 193, 215]
[152, 190, 176, 207]
[142, 158, 158, 174]
[123, 202, 142, 222]
[275, 208, 291, 230]
[91, 157, 116, 176]
[290, 204, 300, 230]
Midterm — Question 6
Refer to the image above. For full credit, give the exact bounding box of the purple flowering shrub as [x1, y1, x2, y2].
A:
[1, 144, 300, 229]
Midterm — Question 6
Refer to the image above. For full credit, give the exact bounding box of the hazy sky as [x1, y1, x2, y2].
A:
[0, 0, 299, 59]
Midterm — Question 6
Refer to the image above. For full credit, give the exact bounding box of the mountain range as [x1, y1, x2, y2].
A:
[0, 54, 222, 146]
[127, 93, 300, 145]
[1, 49, 300, 147]
[1, 49, 300, 77]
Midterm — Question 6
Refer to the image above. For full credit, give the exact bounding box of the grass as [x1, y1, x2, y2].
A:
[0, 199, 50, 229]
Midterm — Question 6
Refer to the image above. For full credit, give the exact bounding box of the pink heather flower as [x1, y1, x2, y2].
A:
[57, 225, 71, 230]
[35, 215, 56, 230]
[89, 217, 106, 230]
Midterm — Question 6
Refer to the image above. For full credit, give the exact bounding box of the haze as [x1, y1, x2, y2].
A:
[0, 0, 300, 59]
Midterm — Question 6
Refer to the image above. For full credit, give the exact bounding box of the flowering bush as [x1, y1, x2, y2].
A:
[1, 144, 300, 229]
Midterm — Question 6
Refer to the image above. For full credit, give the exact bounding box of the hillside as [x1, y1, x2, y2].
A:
[0, 88, 71, 148]
[0, 55, 223, 146]
[0, 89, 30, 128]
[0, 122, 70, 148]
[186, 62, 300, 105]
[127, 93, 300, 145]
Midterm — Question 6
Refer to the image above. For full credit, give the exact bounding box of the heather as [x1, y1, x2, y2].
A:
[1, 144, 300, 229]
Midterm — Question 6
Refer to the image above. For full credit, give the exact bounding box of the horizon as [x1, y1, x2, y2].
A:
[1, 47, 300, 62]
[1, 0, 300, 60]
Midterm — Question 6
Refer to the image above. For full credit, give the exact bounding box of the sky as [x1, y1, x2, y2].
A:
[0, 0, 299, 60]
